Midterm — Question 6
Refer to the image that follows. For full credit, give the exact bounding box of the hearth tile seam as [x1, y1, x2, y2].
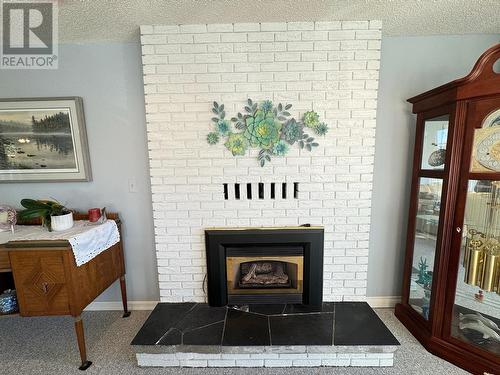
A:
[182, 319, 226, 334]
[277, 312, 334, 317]
[220, 307, 229, 346]
[267, 316, 272, 346]
[229, 307, 333, 318]
[331, 302, 336, 346]
[155, 327, 182, 345]
[154, 303, 199, 345]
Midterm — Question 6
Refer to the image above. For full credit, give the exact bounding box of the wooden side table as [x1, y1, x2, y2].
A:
[0, 213, 130, 370]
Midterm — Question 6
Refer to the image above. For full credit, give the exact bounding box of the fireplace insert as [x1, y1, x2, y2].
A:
[205, 227, 324, 306]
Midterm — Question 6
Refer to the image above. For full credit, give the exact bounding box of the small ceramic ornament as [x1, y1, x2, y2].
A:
[0, 206, 16, 233]
[428, 149, 446, 167]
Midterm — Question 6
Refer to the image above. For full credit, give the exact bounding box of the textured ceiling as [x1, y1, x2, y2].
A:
[58, 0, 500, 43]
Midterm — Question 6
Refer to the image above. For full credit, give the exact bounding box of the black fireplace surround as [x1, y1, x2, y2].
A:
[205, 227, 324, 307]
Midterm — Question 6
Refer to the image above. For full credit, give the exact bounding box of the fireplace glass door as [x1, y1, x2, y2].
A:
[225, 246, 304, 304]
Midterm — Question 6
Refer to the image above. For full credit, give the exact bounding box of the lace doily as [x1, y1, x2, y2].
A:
[0, 220, 120, 267]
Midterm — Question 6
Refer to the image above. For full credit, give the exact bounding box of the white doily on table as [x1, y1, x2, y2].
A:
[0, 220, 120, 267]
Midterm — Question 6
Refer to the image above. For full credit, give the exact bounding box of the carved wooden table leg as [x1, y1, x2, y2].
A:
[120, 275, 131, 318]
[74, 316, 92, 370]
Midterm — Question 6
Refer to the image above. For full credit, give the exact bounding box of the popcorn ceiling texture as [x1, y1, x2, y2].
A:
[141, 21, 381, 302]
[59, 0, 500, 43]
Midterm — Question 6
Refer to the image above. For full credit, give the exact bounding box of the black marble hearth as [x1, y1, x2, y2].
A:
[131, 302, 399, 347]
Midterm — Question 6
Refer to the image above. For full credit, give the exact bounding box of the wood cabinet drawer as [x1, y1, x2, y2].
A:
[9, 251, 71, 316]
[0, 251, 10, 270]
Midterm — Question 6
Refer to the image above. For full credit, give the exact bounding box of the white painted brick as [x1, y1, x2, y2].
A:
[287, 41, 314, 51]
[207, 43, 233, 53]
[248, 32, 274, 42]
[329, 30, 356, 40]
[322, 358, 350, 366]
[288, 62, 313, 71]
[261, 22, 287, 31]
[195, 53, 221, 63]
[380, 358, 394, 366]
[292, 359, 322, 366]
[221, 53, 248, 63]
[194, 33, 220, 43]
[234, 23, 260, 32]
[314, 41, 340, 50]
[167, 34, 193, 44]
[235, 359, 265, 367]
[286, 22, 314, 31]
[261, 62, 287, 71]
[180, 24, 207, 33]
[233, 63, 260, 72]
[302, 31, 328, 41]
[342, 21, 369, 30]
[140, 25, 154, 34]
[275, 31, 302, 41]
[209, 63, 234, 73]
[141, 34, 167, 44]
[315, 21, 342, 30]
[265, 359, 293, 367]
[180, 360, 207, 367]
[234, 43, 260, 52]
[356, 30, 382, 40]
[153, 25, 179, 34]
[248, 52, 274, 62]
[207, 359, 236, 367]
[207, 23, 233, 32]
[275, 52, 301, 62]
[260, 42, 287, 52]
[314, 61, 340, 71]
[341, 40, 368, 50]
[141, 21, 380, 303]
[221, 33, 247, 43]
[302, 52, 328, 61]
[351, 358, 380, 366]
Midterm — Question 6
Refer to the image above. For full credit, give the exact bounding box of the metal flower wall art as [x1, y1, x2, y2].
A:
[207, 99, 328, 166]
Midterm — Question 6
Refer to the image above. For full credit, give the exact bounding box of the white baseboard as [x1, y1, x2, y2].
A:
[84, 297, 401, 311]
[84, 300, 158, 311]
[367, 296, 401, 308]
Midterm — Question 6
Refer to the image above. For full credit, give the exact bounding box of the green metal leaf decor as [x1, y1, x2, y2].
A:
[207, 99, 329, 167]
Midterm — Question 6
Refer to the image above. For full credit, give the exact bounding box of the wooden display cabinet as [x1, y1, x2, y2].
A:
[396, 43, 500, 374]
[0, 212, 130, 370]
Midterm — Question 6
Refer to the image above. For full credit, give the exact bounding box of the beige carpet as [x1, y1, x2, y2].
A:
[0, 308, 468, 374]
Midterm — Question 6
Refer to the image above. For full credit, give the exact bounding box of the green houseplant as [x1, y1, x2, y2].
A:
[18, 199, 72, 232]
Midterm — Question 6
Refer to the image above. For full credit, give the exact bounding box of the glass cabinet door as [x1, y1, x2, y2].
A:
[409, 178, 444, 319]
[407, 113, 451, 320]
[421, 115, 449, 170]
[450, 106, 500, 356]
[451, 179, 500, 355]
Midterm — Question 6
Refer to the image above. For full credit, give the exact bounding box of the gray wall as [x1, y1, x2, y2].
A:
[0, 42, 158, 302]
[1, 35, 498, 303]
[368, 34, 500, 297]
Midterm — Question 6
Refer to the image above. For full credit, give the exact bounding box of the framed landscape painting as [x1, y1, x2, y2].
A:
[0, 97, 92, 182]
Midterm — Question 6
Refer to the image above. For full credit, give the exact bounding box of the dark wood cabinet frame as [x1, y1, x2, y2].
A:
[396, 43, 500, 375]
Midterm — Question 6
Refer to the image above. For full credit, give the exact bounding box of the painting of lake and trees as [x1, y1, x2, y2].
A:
[0, 109, 78, 172]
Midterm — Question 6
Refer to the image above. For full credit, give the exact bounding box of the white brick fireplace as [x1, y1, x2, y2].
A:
[140, 21, 382, 303]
